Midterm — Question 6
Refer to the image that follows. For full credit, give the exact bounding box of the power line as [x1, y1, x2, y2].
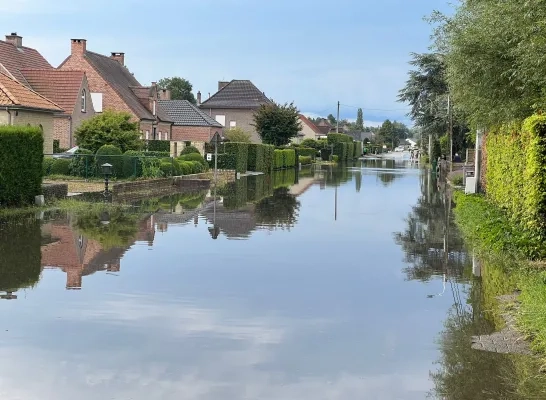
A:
[339, 103, 411, 112]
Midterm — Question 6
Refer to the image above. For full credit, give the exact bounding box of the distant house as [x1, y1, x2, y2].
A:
[0, 32, 93, 150]
[294, 114, 322, 143]
[0, 71, 63, 153]
[59, 39, 172, 139]
[158, 99, 223, 156]
[316, 119, 333, 137]
[347, 131, 374, 142]
[199, 80, 271, 143]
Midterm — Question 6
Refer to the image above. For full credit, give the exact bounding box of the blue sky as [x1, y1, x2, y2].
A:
[1, 0, 452, 126]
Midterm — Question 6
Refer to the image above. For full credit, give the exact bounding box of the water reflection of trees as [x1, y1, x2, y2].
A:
[394, 173, 468, 281]
[0, 217, 41, 294]
[255, 187, 300, 229]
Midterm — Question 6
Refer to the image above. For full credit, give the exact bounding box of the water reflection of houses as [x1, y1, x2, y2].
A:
[40, 214, 155, 290]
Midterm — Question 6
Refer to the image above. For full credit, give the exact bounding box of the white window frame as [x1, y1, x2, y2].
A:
[81, 89, 86, 112]
[158, 132, 162, 140]
[215, 115, 226, 126]
[145, 130, 149, 140]
[229, 120, 236, 128]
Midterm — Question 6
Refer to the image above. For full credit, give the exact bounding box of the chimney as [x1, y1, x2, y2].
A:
[5, 32, 22, 48]
[159, 89, 171, 100]
[71, 39, 87, 55]
[110, 52, 125, 66]
[218, 81, 229, 91]
[197, 91, 202, 105]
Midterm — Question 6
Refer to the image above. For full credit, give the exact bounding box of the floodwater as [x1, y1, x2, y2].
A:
[0, 159, 544, 399]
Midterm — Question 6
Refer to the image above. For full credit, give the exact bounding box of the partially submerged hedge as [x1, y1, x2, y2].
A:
[485, 115, 546, 247]
[225, 142, 249, 173]
[0, 126, 43, 206]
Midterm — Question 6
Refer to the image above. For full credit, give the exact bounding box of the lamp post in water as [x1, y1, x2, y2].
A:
[101, 163, 113, 197]
[208, 132, 224, 240]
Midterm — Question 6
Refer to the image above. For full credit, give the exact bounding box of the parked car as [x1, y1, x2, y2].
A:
[53, 146, 79, 159]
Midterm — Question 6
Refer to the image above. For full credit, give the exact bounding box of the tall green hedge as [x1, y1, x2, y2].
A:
[147, 140, 170, 152]
[328, 133, 353, 144]
[346, 142, 354, 160]
[333, 142, 347, 161]
[298, 147, 316, 158]
[273, 149, 284, 169]
[0, 126, 43, 206]
[283, 149, 296, 168]
[355, 142, 363, 158]
[248, 144, 267, 172]
[224, 142, 248, 173]
[485, 115, 546, 247]
[263, 145, 274, 171]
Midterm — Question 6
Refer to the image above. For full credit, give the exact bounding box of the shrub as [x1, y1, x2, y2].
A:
[273, 149, 284, 169]
[140, 157, 163, 178]
[283, 149, 296, 168]
[346, 142, 355, 160]
[355, 141, 363, 157]
[299, 155, 312, 165]
[224, 127, 252, 143]
[43, 157, 55, 176]
[301, 138, 320, 149]
[179, 152, 207, 168]
[180, 145, 200, 155]
[209, 154, 237, 170]
[333, 142, 347, 160]
[327, 133, 353, 144]
[53, 140, 68, 154]
[298, 147, 316, 158]
[50, 158, 71, 175]
[248, 144, 266, 172]
[188, 161, 204, 173]
[69, 148, 94, 178]
[95, 144, 123, 177]
[122, 150, 143, 178]
[225, 142, 249, 173]
[147, 140, 170, 152]
[159, 161, 174, 177]
[144, 151, 169, 158]
[0, 126, 43, 206]
[332, 155, 339, 162]
[320, 148, 331, 161]
[263, 144, 274, 171]
[178, 161, 193, 175]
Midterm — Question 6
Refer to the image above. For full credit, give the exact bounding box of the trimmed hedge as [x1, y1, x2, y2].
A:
[273, 149, 284, 169]
[144, 151, 169, 158]
[43, 157, 55, 176]
[299, 156, 312, 165]
[485, 115, 546, 250]
[50, 159, 71, 175]
[327, 133, 353, 144]
[346, 142, 354, 160]
[355, 141, 363, 157]
[147, 140, 170, 152]
[248, 144, 265, 172]
[180, 145, 200, 155]
[210, 154, 237, 170]
[263, 145, 274, 171]
[333, 142, 347, 161]
[95, 144, 123, 177]
[283, 149, 296, 168]
[122, 150, 143, 178]
[298, 147, 316, 158]
[159, 161, 173, 177]
[320, 148, 331, 161]
[179, 152, 207, 168]
[0, 126, 43, 206]
[225, 142, 249, 173]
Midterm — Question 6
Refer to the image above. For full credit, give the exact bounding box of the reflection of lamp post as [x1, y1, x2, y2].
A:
[101, 163, 113, 196]
[210, 131, 225, 184]
[427, 274, 447, 298]
[208, 132, 224, 240]
[100, 210, 110, 225]
[0, 291, 17, 300]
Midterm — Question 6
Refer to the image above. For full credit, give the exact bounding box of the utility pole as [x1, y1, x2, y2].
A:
[336, 101, 340, 133]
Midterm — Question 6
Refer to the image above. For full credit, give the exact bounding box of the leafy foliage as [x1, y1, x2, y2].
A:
[75, 110, 143, 153]
[299, 156, 312, 165]
[95, 144, 123, 177]
[158, 76, 196, 104]
[0, 126, 43, 206]
[356, 108, 364, 131]
[224, 127, 252, 143]
[147, 140, 170, 152]
[224, 142, 249, 173]
[180, 145, 200, 155]
[254, 101, 301, 146]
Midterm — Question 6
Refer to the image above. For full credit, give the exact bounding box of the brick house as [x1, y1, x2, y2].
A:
[294, 114, 322, 143]
[158, 99, 222, 156]
[199, 80, 271, 143]
[21, 69, 94, 149]
[58, 39, 172, 139]
[0, 71, 63, 153]
[0, 33, 93, 150]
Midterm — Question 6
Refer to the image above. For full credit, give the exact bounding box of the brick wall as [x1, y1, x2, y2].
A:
[53, 117, 70, 149]
[69, 75, 95, 146]
[171, 125, 217, 142]
[158, 122, 172, 140]
[201, 108, 259, 142]
[140, 121, 153, 139]
[170, 141, 206, 157]
[12, 110, 54, 153]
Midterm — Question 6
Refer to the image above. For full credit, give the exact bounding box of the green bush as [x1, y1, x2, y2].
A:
[122, 150, 143, 178]
[301, 138, 320, 149]
[346, 142, 355, 160]
[95, 144, 123, 177]
[299, 156, 312, 165]
[332, 155, 339, 162]
[327, 133, 353, 144]
[144, 151, 169, 158]
[484, 115, 546, 250]
[179, 152, 207, 168]
[283, 149, 296, 168]
[140, 157, 163, 178]
[147, 140, 170, 152]
[178, 161, 192, 175]
[273, 149, 284, 169]
[0, 126, 43, 206]
[180, 145, 200, 155]
[248, 144, 266, 172]
[209, 154, 237, 170]
[225, 142, 249, 173]
[69, 148, 94, 178]
[188, 161, 204, 173]
[43, 157, 55, 176]
[320, 148, 331, 161]
[159, 161, 174, 177]
[298, 147, 316, 158]
[355, 141, 363, 157]
[263, 144, 274, 171]
[50, 158, 71, 175]
[333, 142, 347, 160]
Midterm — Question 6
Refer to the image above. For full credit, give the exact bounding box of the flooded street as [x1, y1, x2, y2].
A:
[0, 160, 543, 399]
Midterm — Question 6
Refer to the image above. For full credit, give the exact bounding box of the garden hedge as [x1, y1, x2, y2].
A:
[355, 142, 363, 157]
[95, 144, 123, 177]
[484, 115, 546, 249]
[147, 140, 170, 152]
[248, 144, 266, 172]
[179, 153, 207, 168]
[283, 149, 296, 168]
[263, 145, 274, 171]
[225, 142, 249, 173]
[273, 149, 284, 169]
[299, 156, 312, 165]
[43, 158, 55, 176]
[0, 126, 43, 206]
[320, 148, 331, 161]
[69, 148, 94, 177]
[122, 150, 143, 178]
[346, 142, 354, 160]
[50, 159, 71, 175]
[327, 133, 353, 144]
[209, 154, 237, 170]
[333, 142, 347, 161]
[180, 145, 200, 155]
[298, 147, 316, 158]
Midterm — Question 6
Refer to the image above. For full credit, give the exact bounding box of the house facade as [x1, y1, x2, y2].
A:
[58, 39, 171, 139]
[199, 80, 271, 143]
[294, 114, 322, 143]
[0, 33, 96, 150]
[0, 71, 63, 153]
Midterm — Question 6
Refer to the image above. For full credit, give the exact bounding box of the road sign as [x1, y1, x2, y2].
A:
[206, 153, 212, 161]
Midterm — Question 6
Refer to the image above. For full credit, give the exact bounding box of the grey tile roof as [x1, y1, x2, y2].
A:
[84, 51, 155, 120]
[200, 80, 271, 109]
[131, 86, 173, 123]
[158, 100, 223, 127]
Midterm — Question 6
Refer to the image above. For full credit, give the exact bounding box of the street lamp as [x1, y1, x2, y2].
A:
[101, 163, 113, 196]
[210, 131, 225, 184]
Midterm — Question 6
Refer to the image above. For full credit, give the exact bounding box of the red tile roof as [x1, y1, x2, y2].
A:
[20, 69, 84, 115]
[0, 71, 62, 112]
[299, 114, 322, 134]
[0, 39, 52, 86]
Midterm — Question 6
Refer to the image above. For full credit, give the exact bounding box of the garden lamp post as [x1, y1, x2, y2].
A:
[101, 163, 113, 196]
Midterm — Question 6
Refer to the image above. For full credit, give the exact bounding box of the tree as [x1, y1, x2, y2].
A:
[356, 108, 364, 131]
[75, 110, 143, 153]
[158, 77, 196, 104]
[253, 101, 301, 146]
[224, 127, 252, 143]
[379, 119, 395, 148]
[327, 114, 337, 125]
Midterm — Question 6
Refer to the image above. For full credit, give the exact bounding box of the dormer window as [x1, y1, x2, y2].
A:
[81, 89, 86, 112]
